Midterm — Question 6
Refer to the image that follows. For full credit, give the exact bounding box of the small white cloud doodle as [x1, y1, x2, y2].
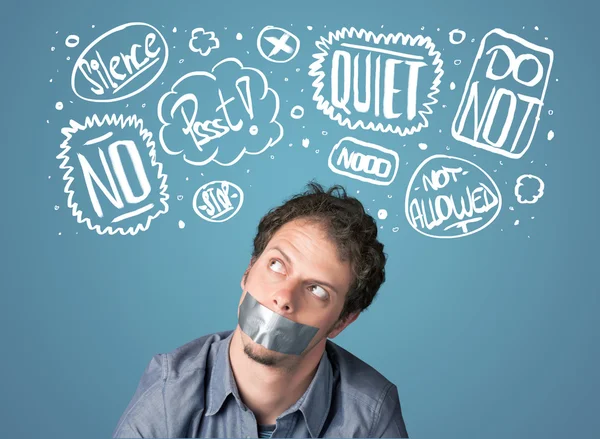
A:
[193, 181, 244, 223]
[157, 57, 283, 166]
[515, 174, 545, 204]
[189, 28, 220, 56]
[57, 114, 169, 235]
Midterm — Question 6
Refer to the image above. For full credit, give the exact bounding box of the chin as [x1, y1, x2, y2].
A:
[243, 342, 280, 367]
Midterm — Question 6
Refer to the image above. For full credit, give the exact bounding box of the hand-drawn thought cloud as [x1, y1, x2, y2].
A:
[157, 57, 283, 166]
[452, 29, 554, 159]
[189, 28, 220, 56]
[515, 174, 545, 204]
[309, 27, 443, 136]
[71, 22, 168, 103]
[57, 114, 169, 235]
[405, 155, 502, 239]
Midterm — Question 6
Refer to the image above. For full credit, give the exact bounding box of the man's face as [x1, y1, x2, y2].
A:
[238, 218, 356, 368]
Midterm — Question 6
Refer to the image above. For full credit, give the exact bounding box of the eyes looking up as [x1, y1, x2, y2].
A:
[268, 259, 330, 302]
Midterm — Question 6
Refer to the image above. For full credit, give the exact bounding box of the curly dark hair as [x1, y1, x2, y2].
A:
[248, 181, 387, 325]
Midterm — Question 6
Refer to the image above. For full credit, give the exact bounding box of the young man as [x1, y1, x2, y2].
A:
[113, 182, 409, 438]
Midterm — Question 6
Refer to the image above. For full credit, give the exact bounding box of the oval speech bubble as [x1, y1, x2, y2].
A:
[71, 22, 168, 103]
[193, 181, 244, 223]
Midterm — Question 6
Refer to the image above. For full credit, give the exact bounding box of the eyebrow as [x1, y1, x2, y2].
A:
[269, 246, 339, 296]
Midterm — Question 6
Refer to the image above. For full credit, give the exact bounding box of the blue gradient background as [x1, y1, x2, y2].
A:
[1, 0, 598, 437]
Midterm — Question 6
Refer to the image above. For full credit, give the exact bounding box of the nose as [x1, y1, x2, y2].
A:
[271, 282, 299, 314]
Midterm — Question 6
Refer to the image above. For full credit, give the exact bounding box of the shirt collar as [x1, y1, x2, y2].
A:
[205, 331, 334, 438]
[205, 331, 241, 416]
[280, 345, 333, 438]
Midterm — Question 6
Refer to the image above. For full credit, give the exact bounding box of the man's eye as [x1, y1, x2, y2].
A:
[309, 285, 329, 300]
[269, 259, 286, 274]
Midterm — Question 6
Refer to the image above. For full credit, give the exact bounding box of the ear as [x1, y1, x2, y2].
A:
[327, 312, 360, 339]
[240, 257, 256, 290]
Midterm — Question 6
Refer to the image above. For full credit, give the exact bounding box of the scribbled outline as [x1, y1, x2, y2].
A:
[515, 174, 545, 204]
[451, 28, 554, 159]
[189, 28, 220, 56]
[328, 136, 399, 186]
[157, 57, 284, 166]
[309, 27, 444, 136]
[71, 22, 169, 103]
[404, 154, 502, 239]
[57, 114, 170, 235]
[193, 180, 244, 223]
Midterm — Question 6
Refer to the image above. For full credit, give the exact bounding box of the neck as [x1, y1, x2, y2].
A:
[228, 326, 325, 425]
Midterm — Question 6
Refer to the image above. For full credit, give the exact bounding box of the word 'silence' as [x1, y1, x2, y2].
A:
[77, 33, 161, 97]
[72, 22, 168, 103]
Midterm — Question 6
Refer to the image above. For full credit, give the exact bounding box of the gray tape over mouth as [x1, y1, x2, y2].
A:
[238, 291, 320, 355]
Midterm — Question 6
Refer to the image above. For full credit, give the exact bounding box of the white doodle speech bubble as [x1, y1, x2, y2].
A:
[189, 28, 220, 56]
[257, 26, 300, 63]
[309, 27, 444, 136]
[515, 174, 545, 204]
[57, 114, 169, 235]
[71, 22, 168, 103]
[328, 137, 399, 186]
[193, 181, 244, 223]
[451, 29, 554, 159]
[405, 154, 502, 239]
[157, 57, 283, 166]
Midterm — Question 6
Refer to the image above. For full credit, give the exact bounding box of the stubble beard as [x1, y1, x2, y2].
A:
[243, 342, 280, 367]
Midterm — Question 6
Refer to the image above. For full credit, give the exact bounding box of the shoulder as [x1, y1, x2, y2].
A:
[324, 341, 409, 437]
[163, 329, 233, 379]
[326, 339, 395, 407]
[113, 330, 234, 438]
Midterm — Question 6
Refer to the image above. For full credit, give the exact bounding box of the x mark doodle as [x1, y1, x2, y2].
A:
[265, 33, 294, 57]
[257, 26, 300, 63]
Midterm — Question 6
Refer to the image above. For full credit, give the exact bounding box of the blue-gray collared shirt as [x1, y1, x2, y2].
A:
[113, 330, 408, 438]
